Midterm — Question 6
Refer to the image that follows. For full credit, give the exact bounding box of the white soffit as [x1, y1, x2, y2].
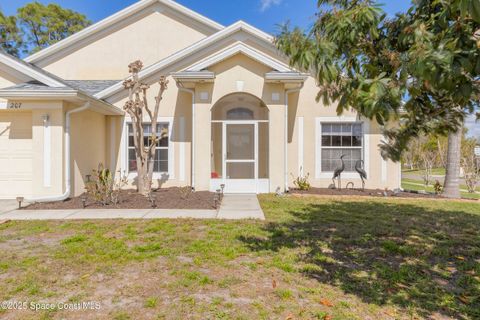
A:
[186, 43, 291, 72]
[25, 0, 224, 64]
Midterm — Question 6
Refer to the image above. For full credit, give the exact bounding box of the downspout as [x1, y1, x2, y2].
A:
[27, 102, 90, 202]
[176, 82, 196, 191]
[284, 84, 304, 193]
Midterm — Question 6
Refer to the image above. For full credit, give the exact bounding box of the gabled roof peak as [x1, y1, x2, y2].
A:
[25, 0, 224, 64]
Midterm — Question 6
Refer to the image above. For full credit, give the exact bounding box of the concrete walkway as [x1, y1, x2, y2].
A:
[216, 194, 265, 220]
[0, 200, 18, 215]
[0, 195, 265, 221]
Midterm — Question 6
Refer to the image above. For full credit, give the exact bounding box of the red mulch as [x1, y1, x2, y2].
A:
[23, 188, 217, 210]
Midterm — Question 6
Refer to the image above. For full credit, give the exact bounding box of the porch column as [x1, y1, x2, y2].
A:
[268, 103, 286, 193]
[193, 96, 212, 191]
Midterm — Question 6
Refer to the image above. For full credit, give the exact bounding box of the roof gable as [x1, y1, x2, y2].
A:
[25, 0, 224, 65]
[95, 21, 288, 99]
[186, 43, 291, 72]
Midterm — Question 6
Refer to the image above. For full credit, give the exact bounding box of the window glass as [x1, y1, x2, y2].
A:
[128, 123, 169, 173]
[320, 123, 363, 172]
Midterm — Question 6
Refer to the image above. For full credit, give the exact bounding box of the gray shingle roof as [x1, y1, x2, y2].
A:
[1, 81, 74, 91]
[0, 80, 121, 95]
[64, 80, 120, 95]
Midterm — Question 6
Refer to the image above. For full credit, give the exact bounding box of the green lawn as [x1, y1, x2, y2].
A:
[401, 179, 480, 200]
[402, 167, 446, 176]
[1, 196, 479, 319]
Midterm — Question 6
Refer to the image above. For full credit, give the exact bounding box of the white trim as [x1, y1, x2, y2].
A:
[96, 21, 280, 99]
[315, 116, 370, 179]
[265, 72, 309, 83]
[43, 115, 51, 187]
[171, 71, 215, 82]
[0, 52, 65, 87]
[0, 102, 6, 109]
[186, 43, 291, 72]
[124, 117, 175, 180]
[179, 116, 186, 181]
[298, 117, 304, 177]
[25, 0, 223, 64]
[381, 138, 387, 183]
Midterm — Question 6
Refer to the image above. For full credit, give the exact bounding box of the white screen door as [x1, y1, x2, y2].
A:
[222, 122, 258, 193]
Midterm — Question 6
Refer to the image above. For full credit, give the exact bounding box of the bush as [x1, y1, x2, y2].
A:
[85, 163, 127, 206]
[292, 173, 311, 191]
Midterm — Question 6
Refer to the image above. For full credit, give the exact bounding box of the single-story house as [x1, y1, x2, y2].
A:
[0, 0, 401, 200]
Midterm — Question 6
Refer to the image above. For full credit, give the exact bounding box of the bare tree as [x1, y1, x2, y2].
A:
[123, 60, 169, 196]
[461, 138, 479, 194]
[420, 148, 437, 187]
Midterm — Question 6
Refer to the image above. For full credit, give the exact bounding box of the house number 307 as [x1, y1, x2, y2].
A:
[8, 102, 22, 109]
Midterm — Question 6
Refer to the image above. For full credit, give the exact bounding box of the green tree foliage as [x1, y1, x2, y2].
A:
[0, 11, 22, 56]
[17, 2, 91, 54]
[275, 0, 480, 161]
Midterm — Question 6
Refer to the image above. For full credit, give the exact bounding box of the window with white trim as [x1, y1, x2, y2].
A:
[128, 123, 169, 173]
[320, 123, 363, 172]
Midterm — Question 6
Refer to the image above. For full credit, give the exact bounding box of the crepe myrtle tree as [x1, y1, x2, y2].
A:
[275, 0, 480, 198]
[123, 60, 169, 196]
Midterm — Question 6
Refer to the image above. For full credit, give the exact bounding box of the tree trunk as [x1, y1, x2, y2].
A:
[443, 129, 462, 199]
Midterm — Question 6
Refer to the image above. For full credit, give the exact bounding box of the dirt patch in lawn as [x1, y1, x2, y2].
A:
[292, 187, 447, 199]
[23, 187, 217, 210]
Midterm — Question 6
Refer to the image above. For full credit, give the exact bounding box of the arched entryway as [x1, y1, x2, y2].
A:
[210, 93, 269, 193]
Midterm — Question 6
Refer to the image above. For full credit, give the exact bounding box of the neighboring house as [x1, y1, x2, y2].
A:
[0, 0, 401, 199]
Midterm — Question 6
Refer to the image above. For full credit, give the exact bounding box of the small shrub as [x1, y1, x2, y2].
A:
[292, 173, 311, 191]
[85, 163, 127, 206]
[433, 180, 443, 194]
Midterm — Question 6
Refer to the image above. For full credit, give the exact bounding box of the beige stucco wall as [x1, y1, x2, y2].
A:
[70, 108, 108, 196]
[194, 54, 287, 192]
[288, 77, 401, 190]
[40, 10, 211, 80]
[108, 51, 400, 193]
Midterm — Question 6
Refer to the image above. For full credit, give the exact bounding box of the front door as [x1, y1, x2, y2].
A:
[222, 122, 257, 193]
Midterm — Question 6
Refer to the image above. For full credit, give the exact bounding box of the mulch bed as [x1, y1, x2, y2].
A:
[291, 187, 444, 199]
[23, 188, 217, 210]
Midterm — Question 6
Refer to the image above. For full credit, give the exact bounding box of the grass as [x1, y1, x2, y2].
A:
[402, 167, 446, 175]
[0, 196, 479, 319]
[401, 179, 480, 200]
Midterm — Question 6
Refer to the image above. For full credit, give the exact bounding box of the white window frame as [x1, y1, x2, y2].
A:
[315, 116, 369, 179]
[122, 117, 175, 180]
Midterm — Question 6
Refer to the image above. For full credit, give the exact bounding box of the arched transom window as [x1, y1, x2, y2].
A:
[226, 107, 254, 120]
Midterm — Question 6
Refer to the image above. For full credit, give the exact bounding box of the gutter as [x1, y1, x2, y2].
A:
[26, 102, 91, 202]
[176, 82, 196, 191]
[284, 84, 304, 192]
